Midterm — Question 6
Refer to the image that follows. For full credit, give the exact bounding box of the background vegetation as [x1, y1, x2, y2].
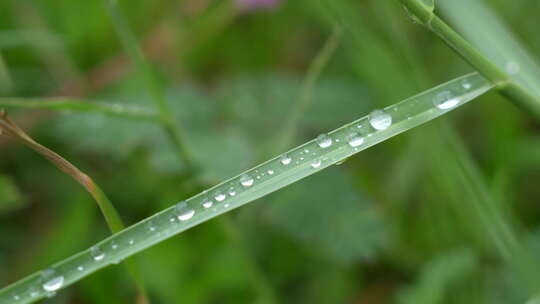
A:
[1, 0, 539, 303]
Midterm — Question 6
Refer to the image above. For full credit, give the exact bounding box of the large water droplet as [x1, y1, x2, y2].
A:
[267, 169, 274, 175]
[433, 90, 459, 110]
[316, 134, 333, 148]
[201, 198, 213, 209]
[311, 160, 321, 168]
[90, 246, 105, 261]
[369, 110, 392, 130]
[42, 275, 64, 292]
[214, 191, 226, 202]
[348, 133, 364, 147]
[240, 174, 254, 187]
[280, 154, 292, 165]
[175, 201, 195, 221]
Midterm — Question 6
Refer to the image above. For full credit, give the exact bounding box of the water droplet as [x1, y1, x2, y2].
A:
[311, 160, 321, 168]
[128, 239, 135, 245]
[433, 90, 459, 110]
[369, 110, 392, 130]
[90, 246, 105, 261]
[304, 149, 310, 153]
[42, 275, 64, 292]
[224, 203, 230, 208]
[267, 169, 274, 175]
[461, 80, 472, 90]
[13, 295, 20, 301]
[348, 133, 364, 147]
[148, 220, 156, 232]
[214, 191, 226, 202]
[175, 201, 195, 221]
[201, 198, 213, 209]
[29, 286, 39, 298]
[77, 266, 84, 271]
[505, 61, 520, 74]
[316, 134, 333, 148]
[111, 241, 118, 250]
[280, 154, 292, 165]
[240, 174, 254, 187]
[228, 187, 236, 196]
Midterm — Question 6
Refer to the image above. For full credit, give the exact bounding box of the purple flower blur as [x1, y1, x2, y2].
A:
[235, 0, 281, 12]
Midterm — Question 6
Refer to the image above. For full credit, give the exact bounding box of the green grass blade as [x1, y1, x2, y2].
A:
[438, 0, 540, 100]
[398, 0, 540, 118]
[0, 97, 159, 122]
[104, 0, 194, 166]
[427, 123, 540, 293]
[276, 26, 340, 152]
[0, 72, 494, 304]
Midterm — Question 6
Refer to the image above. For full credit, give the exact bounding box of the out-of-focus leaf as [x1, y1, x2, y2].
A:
[220, 73, 372, 146]
[398, 249, 477, 304]
[0, 174, 24, 214]
[439, 0, 540, 99]
[50, 85, 254, 181]
[263, 168, 386, 264]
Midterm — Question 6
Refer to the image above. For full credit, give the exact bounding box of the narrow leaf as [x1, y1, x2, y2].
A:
[0, 72, 493, 303]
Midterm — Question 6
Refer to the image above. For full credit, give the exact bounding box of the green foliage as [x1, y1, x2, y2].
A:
[0, 175, 24, 213]
[0, 0, 539, 303]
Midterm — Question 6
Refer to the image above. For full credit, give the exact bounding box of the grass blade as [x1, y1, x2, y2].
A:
[0, 97, 159, 122]
[0, 110, 149, 303]
[438, 0, 540, 100]
[398, 0, 540, 118]
[0, 72, 493, 303]
[104, 0, 194, 166]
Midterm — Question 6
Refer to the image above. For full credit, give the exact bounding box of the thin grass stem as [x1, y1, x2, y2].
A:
[398, 0, 540, 118]
[0, 72, 494, 304]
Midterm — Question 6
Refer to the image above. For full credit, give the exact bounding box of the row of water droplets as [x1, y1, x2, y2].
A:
[4, 73, 487, 304]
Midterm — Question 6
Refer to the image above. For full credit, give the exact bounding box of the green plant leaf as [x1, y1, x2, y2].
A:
[438, 0, 540, 100]
[263, 169, 386, 264]
[398, 249, 477, 304]
[0, 72, 494, 303]
[0, 175, 24, 214]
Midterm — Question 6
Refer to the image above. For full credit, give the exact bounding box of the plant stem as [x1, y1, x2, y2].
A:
[0, 97, 159, 122]
[398, 0, 540, 118]
[0, 110, 149, 303]
[105, 0, 195, 167]
[276, 26, 340, 152]
[0, 72, 494, 304]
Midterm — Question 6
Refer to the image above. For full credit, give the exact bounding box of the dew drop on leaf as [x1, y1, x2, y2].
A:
[369, 110, 392, 130]
[316, 134, 332, 148]
[280, 154, 292, 165]
[90, 246, 105, 261]
[240, 174, 254, 187]
[175, 201, 195, 221]
[348, 133, 364, 147]
[433, 90, 459, 110]
[201, 198, 213, 209]
[214, 191, 226, 202]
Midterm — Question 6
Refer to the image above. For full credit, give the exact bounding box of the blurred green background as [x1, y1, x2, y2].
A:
[1, 0, 540, 303]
